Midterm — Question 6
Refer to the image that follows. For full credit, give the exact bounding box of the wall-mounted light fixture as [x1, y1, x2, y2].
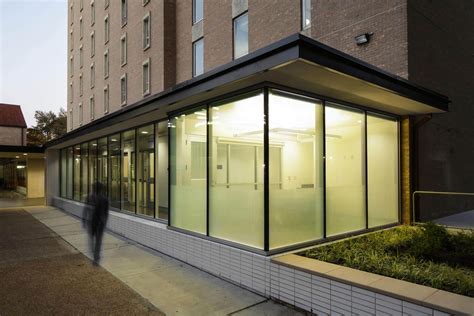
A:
[355, 32, 373, 46]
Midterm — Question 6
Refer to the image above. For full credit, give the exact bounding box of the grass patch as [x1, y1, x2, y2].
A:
[300, 223, 474, 297]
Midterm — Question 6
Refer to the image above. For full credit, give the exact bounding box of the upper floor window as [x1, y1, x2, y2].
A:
[301, 0, 311, 30]
[120, 33, 127, 66]
[79, 73, 83, 96]
[233, 12, 248, 59]
[90, 63, 95, 88]
[70, 3, 73, 25]
[79, 45, 84, 68]
[69, 109, 73, 130]
[142, 58, 150, 95]
[70, 56, 74, 77]
[104, 15, 110, 43]
[90, 1, 95, 26]
[121, 0, 127, 26]
[193, 38, 204, 77]
[69, 82, 73, 104]
[80, 0, 84, 11]
[120, 74, 127, 106]
[193, 0, 203, 24]
[104, 49, 109, 78]
[89, 95, 95, 120]
[90, 31, 95, 57]
[70, 29, 73, 51]
[143, 0, 150, 6]
[143, 13, 151, 50]
[105, 0, 109, 9]
[103, 85, 109, 113]
[79, 102, 83, 125]
[79, 16, 83, 39]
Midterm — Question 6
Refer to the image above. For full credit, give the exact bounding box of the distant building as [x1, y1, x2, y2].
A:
[0, 103, 45, 204]
[0, 103, 27, 146]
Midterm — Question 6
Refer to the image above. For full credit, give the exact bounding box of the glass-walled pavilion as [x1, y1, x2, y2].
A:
[60, 87, 399, 253]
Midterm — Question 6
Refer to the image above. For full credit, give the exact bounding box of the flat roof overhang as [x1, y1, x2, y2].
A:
[47, 34, 449, 149]
[0, 145, 45, 159]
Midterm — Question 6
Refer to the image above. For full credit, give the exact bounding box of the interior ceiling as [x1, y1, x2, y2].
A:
[0, 152, 44, 159]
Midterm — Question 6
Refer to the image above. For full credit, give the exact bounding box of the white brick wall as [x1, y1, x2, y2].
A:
[53, 197, 452, 316]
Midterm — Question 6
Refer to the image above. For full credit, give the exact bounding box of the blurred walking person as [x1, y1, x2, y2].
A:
[83, 182, 109, 265]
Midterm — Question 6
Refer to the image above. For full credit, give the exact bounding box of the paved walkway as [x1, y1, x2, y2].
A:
[22, 206, 303, 316]
[0, 207, 162, 315]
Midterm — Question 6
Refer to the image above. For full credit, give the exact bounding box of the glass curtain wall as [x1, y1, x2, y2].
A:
[268, 90, 324, 249]
[209, 92, 264, 248]
[170, 108, 207, 234]
[89, 140, 98, 195]
[368, 115, 399, 227]
[137, 125, 154, 216]
[67, 147, 73, 199]
[121, 129, 136, 213]
[109, 134, 121, 209]
[80, 142, 89, 202]
[98, 137, 108, 195]
[325, 104, 366, 236]
[156, 121, 169, 220]
[73, 145, 81, 201]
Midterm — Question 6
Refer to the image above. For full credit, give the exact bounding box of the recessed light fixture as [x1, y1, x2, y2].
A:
[355, 32, 373, 46]
[23, 153, 28, 156]
[141, 131, 149, 134]
[15, 156, 19, 158]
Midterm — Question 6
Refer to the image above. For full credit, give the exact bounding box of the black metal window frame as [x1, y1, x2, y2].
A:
[58, 82, 401, 256]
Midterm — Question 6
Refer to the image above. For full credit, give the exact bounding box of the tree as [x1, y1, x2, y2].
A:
[27, 108, 67, 146]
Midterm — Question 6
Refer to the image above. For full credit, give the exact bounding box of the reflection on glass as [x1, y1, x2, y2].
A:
[121, 129, 136, 213]
[233, 13, 248, 59]
[170, 108, 206, 234]
[88, 140, 98, 196]
[98, 137, 108, 196]
[193, 38, 204, 77]
[109, 134, 121, 209]
[156, 121, 169, 220]
[326, 104, 366, 236]
[60, 148, 67, 198]
[137, 125, 154, 216]
[193, 0, 203, 23]
[67, 147, 73, 199]
[73, 145, 81, 201]
[80, 143, 89, 202]
[269, 91, 324, 249]
[209, 92, 264, 248]
[368, 115, 399, 227]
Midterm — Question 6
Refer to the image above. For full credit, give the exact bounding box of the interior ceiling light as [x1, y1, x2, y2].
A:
[355, 32, 373, 46]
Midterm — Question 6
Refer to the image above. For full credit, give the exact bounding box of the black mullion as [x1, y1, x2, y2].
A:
[135, 129, 138, 214]
[263, 87, 269, 252]
[365, 112, 369, 229]
[119, 133, 122, 210]
[322, 101, 327, 239]
[153, 123, 156, 219]
[206, 105, 210, 236]
[167, 119, 171, 226]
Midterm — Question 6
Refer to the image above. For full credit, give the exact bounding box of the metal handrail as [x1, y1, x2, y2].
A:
[412, 190, 474, 223]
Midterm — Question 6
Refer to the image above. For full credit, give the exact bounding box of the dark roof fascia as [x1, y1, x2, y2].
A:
[45, 35, 301, 148]
[0, 145, 44, 153]
[46, 33, 449, 148]
[297, 36, 450, 111]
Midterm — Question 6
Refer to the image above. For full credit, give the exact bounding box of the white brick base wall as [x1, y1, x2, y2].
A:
[52, 197, 452, 316]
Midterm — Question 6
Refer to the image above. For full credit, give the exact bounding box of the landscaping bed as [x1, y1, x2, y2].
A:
[300, 223, 474, 297]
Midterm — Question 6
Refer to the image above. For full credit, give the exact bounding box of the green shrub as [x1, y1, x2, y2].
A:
[301, 225, 474, 297]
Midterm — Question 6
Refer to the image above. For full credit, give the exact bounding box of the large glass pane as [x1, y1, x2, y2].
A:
[209, 92, 264, 248]
[98, 137, 108, 196]
[121, 129, 136, 213]
[88, 140, 98, 196]
[156, 121, 169, 220]
[137, 125, 154, 217]
[60, 148, 67, 198]
[67, 147, 73, 199]
[170, 108, 206, 234]
[193, 0, 203, 23]
[326, 104, 366, 236]
[233, 13, 248, 59]
[368, 115, 399, 227]
[269, 91, 324, 249]
[80, 142, 89, 202]
[108, 134, 121, 209]
[73, 145, 81, 201]
[193, 38, 204, 77]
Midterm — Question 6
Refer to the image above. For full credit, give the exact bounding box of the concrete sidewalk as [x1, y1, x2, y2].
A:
[25, 206, 303, 316]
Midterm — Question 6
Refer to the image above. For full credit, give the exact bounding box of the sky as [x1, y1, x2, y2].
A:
[0, 0, 67, 127]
